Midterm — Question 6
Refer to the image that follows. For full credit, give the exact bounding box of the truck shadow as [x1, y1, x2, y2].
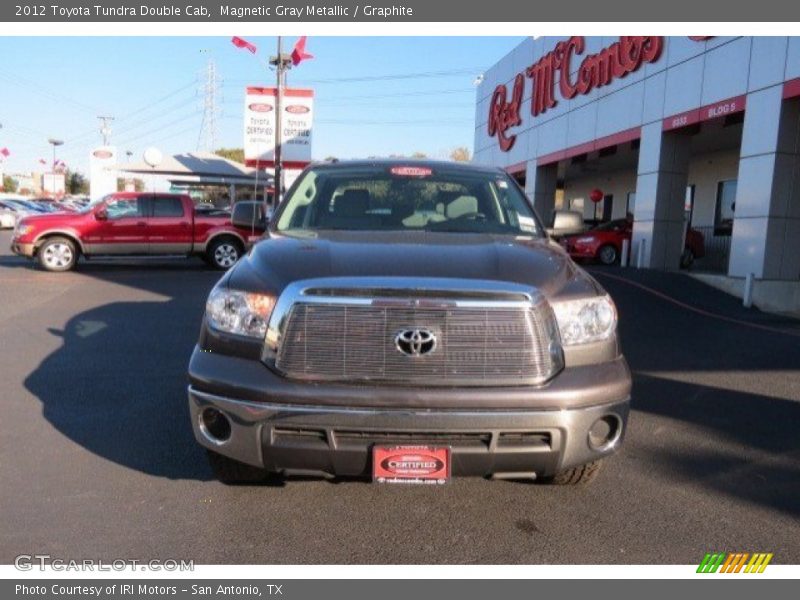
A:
[22, 266, 220, 481]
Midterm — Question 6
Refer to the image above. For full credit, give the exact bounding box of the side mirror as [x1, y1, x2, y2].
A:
[231, 201, 267, 232]
[95, 208, 108, 221]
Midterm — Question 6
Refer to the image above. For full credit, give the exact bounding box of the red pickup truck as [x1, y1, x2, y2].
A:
[11, 192, 260, 272]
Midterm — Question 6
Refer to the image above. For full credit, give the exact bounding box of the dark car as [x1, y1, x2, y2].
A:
[188, 160, 631, 485]
[561, 217, 706, 268]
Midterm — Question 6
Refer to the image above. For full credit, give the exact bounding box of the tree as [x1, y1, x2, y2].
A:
[449, 147, 471, 162]
[411, 151, 428, 159]
[66, 171, 89, 195]
[2, 175, 17, 193]
[214, 147, 245, 164]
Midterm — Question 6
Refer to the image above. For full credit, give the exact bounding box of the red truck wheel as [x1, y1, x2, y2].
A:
[37, 237, 78, 272]
[207, 237, 242, 270]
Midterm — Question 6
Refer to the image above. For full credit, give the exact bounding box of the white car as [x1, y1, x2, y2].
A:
[0, 209, 15, 228]
[0, 199, 29, 228]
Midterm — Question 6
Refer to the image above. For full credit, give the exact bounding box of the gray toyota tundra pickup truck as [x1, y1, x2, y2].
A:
[188, 160, 631, 485]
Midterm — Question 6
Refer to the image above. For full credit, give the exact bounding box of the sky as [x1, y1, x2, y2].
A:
[0, 36, 524, 176]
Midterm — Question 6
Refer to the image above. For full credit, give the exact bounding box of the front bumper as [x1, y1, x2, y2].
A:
[10, 240, 35, 257]
[188, 348, 631, 479]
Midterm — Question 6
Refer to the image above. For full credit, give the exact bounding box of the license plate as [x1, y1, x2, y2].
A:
[372, 445, 450, 484]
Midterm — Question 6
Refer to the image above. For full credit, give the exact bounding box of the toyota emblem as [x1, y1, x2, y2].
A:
[394, 328, 437, 357]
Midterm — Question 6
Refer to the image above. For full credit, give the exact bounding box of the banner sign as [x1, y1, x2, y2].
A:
[89, 146, 118, 202]
[244, 87, 313, 170]
[42, 172, 66, 196]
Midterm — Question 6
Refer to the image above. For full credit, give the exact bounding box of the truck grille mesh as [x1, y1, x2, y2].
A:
[274, 302, 560, 386]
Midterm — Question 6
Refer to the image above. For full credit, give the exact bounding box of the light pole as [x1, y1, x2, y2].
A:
[48, 138, 63, 170]
[269, 37, 292, 207]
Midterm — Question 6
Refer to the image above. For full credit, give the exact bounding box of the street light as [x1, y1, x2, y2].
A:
[48, 138, 64, 171]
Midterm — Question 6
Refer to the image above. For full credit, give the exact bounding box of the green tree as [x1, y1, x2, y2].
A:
[2, 175, 17, 193]
[66, 171, 89, 195]
[411, 151, 428, 159]
[214, 147, 245, 164]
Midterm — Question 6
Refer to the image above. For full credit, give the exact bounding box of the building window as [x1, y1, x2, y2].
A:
[626, 192, 636, 217]
[569, 197, 584, 213]
[714, 179, 737, 235]
[685, 185, 695, 226]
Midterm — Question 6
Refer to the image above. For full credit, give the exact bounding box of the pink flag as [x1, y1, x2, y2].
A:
[0, 147, 9, 158]
[39, 158, 47, 165]
[231, 36, 257, 54]
[291, 36, 314, 66]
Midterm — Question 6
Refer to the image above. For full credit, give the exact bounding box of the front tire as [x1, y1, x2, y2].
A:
[206, 450, 274, 484]
[37, 237, 78, 272]
[597, 244, 619, 265]
[207, 237, 242, 270]
[544, 460, 603, 485]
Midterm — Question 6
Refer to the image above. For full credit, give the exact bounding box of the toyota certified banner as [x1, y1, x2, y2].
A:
[243, 86, 313, 169]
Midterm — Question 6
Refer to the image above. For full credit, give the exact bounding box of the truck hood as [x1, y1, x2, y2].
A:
[228, 230, 603, 300]
[19, 211, 88, 226]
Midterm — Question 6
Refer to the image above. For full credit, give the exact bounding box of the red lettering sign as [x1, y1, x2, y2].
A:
[487, 72, 524, 151]
[488, 36, 665, 152]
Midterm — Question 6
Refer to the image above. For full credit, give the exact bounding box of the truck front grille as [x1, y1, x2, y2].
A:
[273, 302, 562, 386]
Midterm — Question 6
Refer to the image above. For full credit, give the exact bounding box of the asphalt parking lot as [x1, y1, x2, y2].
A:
[1, 229, 799, 565]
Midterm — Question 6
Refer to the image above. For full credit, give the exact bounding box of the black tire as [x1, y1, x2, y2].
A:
[597, 244, 619, 265]
[680, 248, 695, 269]
[207, 237, 243, 270]
[206, 450, 274, 484]
[545, 460, 602, 485]
[37, 236, 78, 272]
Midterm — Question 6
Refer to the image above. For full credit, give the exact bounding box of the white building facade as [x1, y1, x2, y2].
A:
[474, 36, 800, 311]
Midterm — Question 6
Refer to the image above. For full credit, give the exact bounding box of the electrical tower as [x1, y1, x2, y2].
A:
[97, 115, 114, 146]
[198, 58, 222, 152]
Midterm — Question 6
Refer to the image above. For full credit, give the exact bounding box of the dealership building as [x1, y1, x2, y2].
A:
[474, 36, 800, 312]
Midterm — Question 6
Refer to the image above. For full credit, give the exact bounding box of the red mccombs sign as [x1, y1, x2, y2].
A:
[488, 36, 664, 152]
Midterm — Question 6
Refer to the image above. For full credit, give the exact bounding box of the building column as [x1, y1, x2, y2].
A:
[632, 122, 691, 270]
[728, 87, 800, 281]
[525, 161, 558, 222]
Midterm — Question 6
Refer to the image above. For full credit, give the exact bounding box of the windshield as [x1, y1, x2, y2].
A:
[274, 164, 542, 236]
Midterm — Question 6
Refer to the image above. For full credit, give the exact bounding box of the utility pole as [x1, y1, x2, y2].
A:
[269, 36, 292, 206]
[199, 58, 221, 152]
[97, 116, 114, 146]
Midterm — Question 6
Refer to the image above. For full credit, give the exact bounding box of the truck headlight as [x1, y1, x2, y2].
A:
[15, 223, 33, 237]
[551, 295, 617, 345]
[206, 288, 276, 339]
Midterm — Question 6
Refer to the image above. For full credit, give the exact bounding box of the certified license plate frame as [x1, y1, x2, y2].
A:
[372, 445, 451, 484]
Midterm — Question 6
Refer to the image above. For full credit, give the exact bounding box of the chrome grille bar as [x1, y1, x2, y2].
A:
[266, 277, 563, 387]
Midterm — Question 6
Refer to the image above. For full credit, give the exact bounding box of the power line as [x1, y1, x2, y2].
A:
[224, 66, 484, 86]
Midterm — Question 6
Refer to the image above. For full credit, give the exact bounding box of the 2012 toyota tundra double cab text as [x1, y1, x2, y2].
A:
[10, 192, 258, 271]
[189, 160, 631, 485]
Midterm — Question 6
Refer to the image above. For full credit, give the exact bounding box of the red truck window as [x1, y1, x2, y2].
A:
[106, 198, 142, 220]
[152, 196, 184, 217]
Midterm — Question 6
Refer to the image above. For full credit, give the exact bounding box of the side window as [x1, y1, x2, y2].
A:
[152, 196, 184, 218]
[714, 180, 737, 235]
[106, 198, 141, 220]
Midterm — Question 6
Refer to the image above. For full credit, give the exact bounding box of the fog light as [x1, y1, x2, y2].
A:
[588, 415, 621, 449]
[200, 408, 231, 443]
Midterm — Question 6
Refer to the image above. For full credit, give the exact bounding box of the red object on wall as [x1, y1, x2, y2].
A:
[590, 189, 604, 203]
